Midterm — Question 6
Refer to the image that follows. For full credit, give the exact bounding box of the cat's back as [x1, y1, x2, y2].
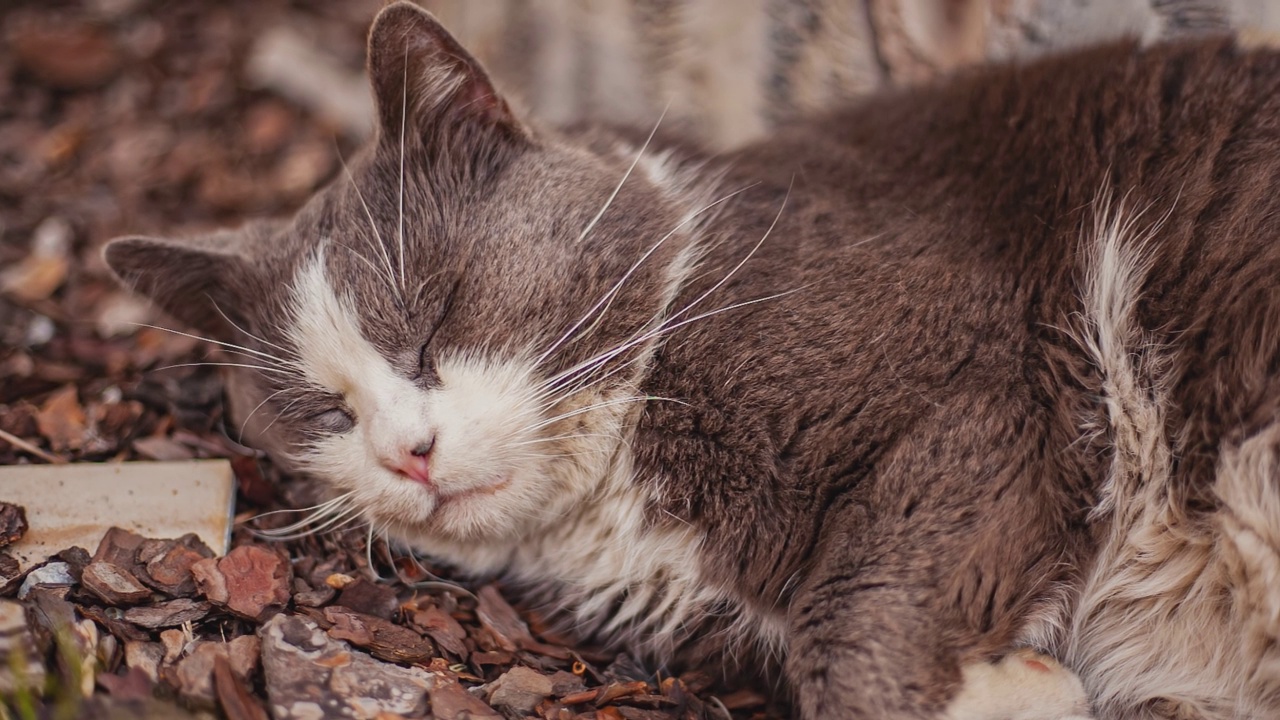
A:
[641, 35, 1280, 576]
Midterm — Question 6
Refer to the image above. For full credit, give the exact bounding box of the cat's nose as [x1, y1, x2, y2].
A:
[387, 437, 435, 484]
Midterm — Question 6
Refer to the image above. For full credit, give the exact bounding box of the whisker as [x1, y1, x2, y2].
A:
[238, 387, 292, 442]
[208, 298, 293, 356]
[534, 181, 795, 397]
[366, 520, 389, 581]
[511, 432, 619, 447]
[397, 48, 409, 290]
[336, 145, 400, 297]
[250, 495, 358, 538]
[248, 492, 354, 522]
[128, 323, 295, 370]
[332, 241, 398, 294]
[533, 182, 758, 373]
[576, 102, 669, 245]
[152, 361, 295, 377]
[525, 395, 684, 434]
[261, 396, 305, 434]
[660, 176, 794, 330]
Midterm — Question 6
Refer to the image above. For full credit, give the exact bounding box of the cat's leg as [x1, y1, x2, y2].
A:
[784, 547, 1093, 720]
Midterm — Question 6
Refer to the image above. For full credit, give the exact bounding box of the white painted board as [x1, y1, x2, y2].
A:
[0, 460, 235, 570]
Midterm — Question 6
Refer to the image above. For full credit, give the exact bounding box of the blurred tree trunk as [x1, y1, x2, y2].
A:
[421, 0, 1280, 149]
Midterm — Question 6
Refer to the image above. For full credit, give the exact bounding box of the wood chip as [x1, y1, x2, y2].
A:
[96, 666, 154, 701]
[259, 614, 435, 719]
[193, 545, 290, 621]
[123, 598, 210, 629]
[334, 577, 397, 620]
[424, 659, 501, 720]
[124, 641, 164, 684]
[475, 584, 534, 654]
[93, 526, 145, 569]
[173, 636, 260, 705]
[323, 606, 435, 665]
[0, 502, 28, 548]
[138, 534, 213, 597]
[408, 604, 468, 658]
[214, 653, 269, 720]
[81, 561, 152, 605]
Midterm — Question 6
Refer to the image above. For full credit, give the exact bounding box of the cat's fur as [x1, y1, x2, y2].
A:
[104, 3, 1280, 719]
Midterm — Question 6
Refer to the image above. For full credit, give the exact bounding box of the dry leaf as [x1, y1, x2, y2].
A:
[36, 384, 86, 452]
[0, 217, 72, 303]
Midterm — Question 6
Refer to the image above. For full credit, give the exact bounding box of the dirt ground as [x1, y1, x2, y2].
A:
[0, 1, 782, 718]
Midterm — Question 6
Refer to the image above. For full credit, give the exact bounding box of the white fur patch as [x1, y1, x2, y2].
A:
[1028, 195, 1280, 719]
[946, 650, 1092, 720]
[283, 252, 778, 659]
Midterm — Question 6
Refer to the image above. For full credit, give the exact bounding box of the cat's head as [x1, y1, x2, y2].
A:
[103, 3, 713, 551]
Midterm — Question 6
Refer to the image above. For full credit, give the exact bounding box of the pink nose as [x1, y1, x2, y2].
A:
[387, 438, 435, 485]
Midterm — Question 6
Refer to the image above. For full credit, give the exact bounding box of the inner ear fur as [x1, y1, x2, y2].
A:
[366, 2, 528, 146]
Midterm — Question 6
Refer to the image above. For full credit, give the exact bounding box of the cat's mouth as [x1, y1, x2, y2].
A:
[432, 475, 511, 507]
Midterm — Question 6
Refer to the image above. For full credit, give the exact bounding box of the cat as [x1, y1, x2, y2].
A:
[103, 3, 1280, 719]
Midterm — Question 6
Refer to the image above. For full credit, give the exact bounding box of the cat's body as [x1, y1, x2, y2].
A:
[105, 5, 1280, 719]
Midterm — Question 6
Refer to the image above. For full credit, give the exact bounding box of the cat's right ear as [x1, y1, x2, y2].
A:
[366, 2, 528, 148]
[102, 231, 254, 338]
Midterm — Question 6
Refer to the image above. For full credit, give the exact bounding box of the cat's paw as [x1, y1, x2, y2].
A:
[944, 649, 1094, 720]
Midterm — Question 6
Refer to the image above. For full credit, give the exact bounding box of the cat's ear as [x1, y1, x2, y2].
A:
[102, 230, 256, 338]
[366, 2, 526, 144]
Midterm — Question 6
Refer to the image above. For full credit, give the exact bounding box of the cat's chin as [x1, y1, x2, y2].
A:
[362, 470, 535, 545]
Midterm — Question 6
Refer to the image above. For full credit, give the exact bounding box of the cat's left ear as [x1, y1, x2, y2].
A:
[101, 228, 261, 339]
[366, 2, 527, 145]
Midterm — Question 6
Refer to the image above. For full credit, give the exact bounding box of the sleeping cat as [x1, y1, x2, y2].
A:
[103, 3, 1280, 719]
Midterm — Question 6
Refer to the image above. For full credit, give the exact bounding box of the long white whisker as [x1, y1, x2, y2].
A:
[397, 48, 409, 291]
[526, 395, 685, 434]
[332, 241, 397, 295]
[128, 323, 293, 369]
[511, 432, 619, 447]
[152, 362, 295, 377]
[661, 177, 793, 330]
[533, 351, 651, 409]
[238, 387, 292, 441]
[251, 495, 356, 536]
[255, 506, 363, 541]
[532, 183, 758, 373]
[262, 396, 304, 434]
[248, 493, 354, 524]
[208, 299, 293, 356]
[536, 181, 794, 395]
[337, 149, 399, 297]
[576, 102, 669, 245]
[366, 520, 387, 581]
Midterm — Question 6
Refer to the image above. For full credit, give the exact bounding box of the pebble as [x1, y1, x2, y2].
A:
[487, 666, 554, 714]
[18, 561, 74, 598]
[173, 636, 260, 705]
[123, 640, 163, 683]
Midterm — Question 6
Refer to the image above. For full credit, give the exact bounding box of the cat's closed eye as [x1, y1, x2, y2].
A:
[311, 407, 356, 434]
